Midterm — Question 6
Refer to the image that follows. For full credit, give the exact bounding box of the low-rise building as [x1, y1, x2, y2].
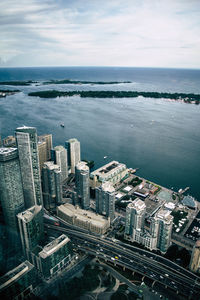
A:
[90, 160, 128, 188]
[57, 203, 110, 235]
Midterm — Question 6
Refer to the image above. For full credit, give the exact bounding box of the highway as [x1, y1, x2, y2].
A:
[45, 223, 200, 299]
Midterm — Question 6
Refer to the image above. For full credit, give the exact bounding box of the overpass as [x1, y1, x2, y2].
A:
[45, 223, 200, 299]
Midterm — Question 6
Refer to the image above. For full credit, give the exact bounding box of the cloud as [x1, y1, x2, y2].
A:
[0, 0, 200, 68]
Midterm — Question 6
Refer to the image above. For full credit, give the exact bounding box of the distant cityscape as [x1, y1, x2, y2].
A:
[0, 126, 200, 299]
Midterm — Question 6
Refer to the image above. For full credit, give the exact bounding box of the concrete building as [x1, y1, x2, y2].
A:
[125, 199, 146, 236]
[96, 182, 115, 222]
[38, 134, 52, 161]
[154, 209, 173, 253]
[42, 161, 62, 210]
[57, 203, 110, 235]
[65, 138, 80, 174]
[0, 260, 38, 300]
[75, 161, 90, 210]
[0, 147, 25, 231]
[33, 234, 72, 279]
[90, 161, 128, 188]
[15, 126, 43, 208]
[38, 140, 47, 171]
[3, 135, 16, 147]
[17, 205, 44, 258]
[52, 145, 68, 182]
[189, 240, 200, 273]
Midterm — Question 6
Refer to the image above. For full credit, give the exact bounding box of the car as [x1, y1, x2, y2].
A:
[115, 256, 119, 259]
[130, 260, 133, 263]
[165, 274, 169, 277]
[111, 257, 115, 261]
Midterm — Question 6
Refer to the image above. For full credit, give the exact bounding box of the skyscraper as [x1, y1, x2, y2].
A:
[52, 145, 68, 182]
[38, 140, 47, 171]
[96, 182, 115, 222]
[15, 126, 43, 208]
[154, 209, 173, 253]
[17, 205, 44, 258]
[0, 260, 38, 300]
[38, 134, 53, 161]
[75, 161, 90, 209]
[0, 148, 25, 231]
[65, 138, 80, 174]
[125, 199, 146, 236]
[42, 161, 62, 210]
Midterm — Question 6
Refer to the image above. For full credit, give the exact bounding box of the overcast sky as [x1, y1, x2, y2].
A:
[0, 0, 200, 68]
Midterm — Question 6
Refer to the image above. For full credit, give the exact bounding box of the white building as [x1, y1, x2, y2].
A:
[57, 203, 110, 235]
[65, 138, 80, 174]
[53, 145, 68, 182]
[75, 161, 90, 210]
[90, 161, 128, 188]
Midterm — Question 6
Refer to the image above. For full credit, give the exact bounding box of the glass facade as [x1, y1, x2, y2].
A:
[0, 148, 25, 231]
[16, 127, 42, 208]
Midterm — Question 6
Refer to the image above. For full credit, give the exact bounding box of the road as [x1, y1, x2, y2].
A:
[45, 222, 200, 300]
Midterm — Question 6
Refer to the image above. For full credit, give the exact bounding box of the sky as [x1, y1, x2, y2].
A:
[0, 0, 200, 68]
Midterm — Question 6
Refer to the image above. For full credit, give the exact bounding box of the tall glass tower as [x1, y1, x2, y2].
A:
[0, 147, 25, 231]
[95, 182, 115, 222]
[15, 126, 43, 208]
[75, 161, 90, 209]
[65, 138, 80, 174]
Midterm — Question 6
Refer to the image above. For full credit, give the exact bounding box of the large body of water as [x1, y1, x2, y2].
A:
[0, 67, 200, 200]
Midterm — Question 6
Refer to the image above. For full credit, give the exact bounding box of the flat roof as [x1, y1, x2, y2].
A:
[58, 203, 109, 227]
[0, 261, 33, 290]
[39, 234, 70, 258]
[43, 161, 60, 171]
[17, 205, 42, 223]
[91, 160, 126, 178]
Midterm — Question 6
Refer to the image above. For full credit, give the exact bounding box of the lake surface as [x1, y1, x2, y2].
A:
[0, 67, 200, 200]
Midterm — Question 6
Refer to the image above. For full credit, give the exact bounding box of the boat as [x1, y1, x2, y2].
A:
[104, 156, 107, 159]
[60, 123, 65, 128]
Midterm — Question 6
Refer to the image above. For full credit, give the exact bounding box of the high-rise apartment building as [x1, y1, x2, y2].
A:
[125, 199, 146, 236]
[96, 182, 115, 222]
[42, 161, 62, 210]
[153, 209, 173, 253]
[15, 126, 43, 208]
[75, 161, 90, 210]
[189, 240, 200, 273]
[65, 138, 80, 174]
[38, 140, 47, 171]
[0, 260, 38, 300]
[52, 145, 68, 182]
[38, 134, 52, 161]
[17, 205, 44, 258]
[0, 148, 25, 231]
[33, 234, 72, 279]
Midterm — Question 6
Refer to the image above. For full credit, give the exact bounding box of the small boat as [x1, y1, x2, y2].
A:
[60, 123, 65, 128]
[104, 156, 107, 159]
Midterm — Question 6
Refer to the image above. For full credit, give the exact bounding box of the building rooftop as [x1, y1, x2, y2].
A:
[0, 261, 33, 290]
[101, 182, 115, 193]
[43, 161, 60, 171]
[58, 203, 109, 228]
[156, 209, 173, 223]
[182, 195, 197, 209]
[0, 147, 18, 161]
[128, 198, 146, 211]
[17, 205, 42, 223]
[67, 138, 79, 143]
[91, 161, 126, 179]
[76, 161, 89, 172]
[54, 145, 65, 151]
[39, 234, 70, 258]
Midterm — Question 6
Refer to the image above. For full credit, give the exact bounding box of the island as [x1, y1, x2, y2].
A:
[43, 79, 132, 85]
[0, 89, 20, 97]
[0, 80, 36, 86]
[28, 90, 200, 103]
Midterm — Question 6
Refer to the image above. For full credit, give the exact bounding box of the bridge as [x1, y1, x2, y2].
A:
[45, 222, 200, 300]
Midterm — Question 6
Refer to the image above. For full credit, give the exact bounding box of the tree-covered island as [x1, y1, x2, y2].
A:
[28, 90, 200, 103]
[0, 80, 36, 86]
[43, 79, 132, 85]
